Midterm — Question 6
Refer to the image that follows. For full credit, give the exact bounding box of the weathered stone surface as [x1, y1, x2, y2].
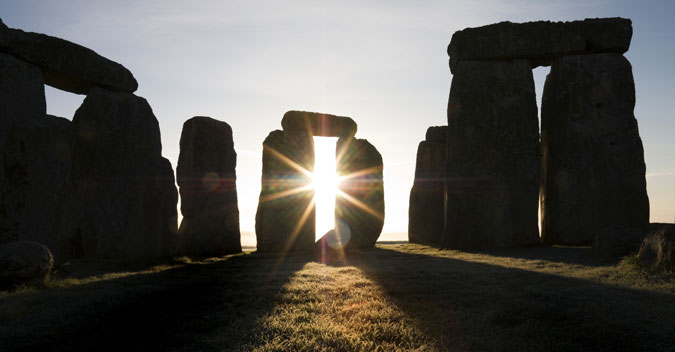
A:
[255, 130, 315, 252]
[2, 25, 137, 94]
[409, 126, 446, 246]
[637, 225, 675, 269]
[442, 60, 540, 250]
[282, 110, 357, 138]
[0, 18, 8, 49]
[540, 54, 649, 245]
[0, 241, 53, 289]
[71, 87, 177, 259]
[177, 116, 241, 256]
[336, 137, 384, 250]
[592, 228, 647, 261]
[448, 17, 632, 72]
[425, 126, 447, 143]
[147, 157, 179, 258]
[0, 53, 46, 244]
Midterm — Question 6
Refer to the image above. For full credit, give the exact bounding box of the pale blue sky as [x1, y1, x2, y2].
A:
[2, 0, 674, 244]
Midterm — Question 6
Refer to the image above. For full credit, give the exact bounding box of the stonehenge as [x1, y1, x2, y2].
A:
[256, 111, 384, 252]
[0, 19, 177, 262]
[408, 126, 446, 246]
[440, 17, 649, 249]
[0, 15, 655, 263]
[177, 116, 242, 256]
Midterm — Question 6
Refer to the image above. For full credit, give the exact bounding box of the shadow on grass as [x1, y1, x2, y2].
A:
[350, 247, 675, 352]
[0, 252, 312, 352]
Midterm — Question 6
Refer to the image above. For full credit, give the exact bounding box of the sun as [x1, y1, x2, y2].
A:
[312, 137, 340, 239]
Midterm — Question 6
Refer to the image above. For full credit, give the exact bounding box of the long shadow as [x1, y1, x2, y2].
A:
[350, 247, 675, 352]
[479, 245, 604, 267]
[0, 252, 312, 352]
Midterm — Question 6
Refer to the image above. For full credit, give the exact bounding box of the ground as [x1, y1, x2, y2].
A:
[1, 243, 674, 351]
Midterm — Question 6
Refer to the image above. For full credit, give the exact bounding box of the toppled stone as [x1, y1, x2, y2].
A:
[540, 54, 649, 245]
[448, 17, 632, 72]
[336, 137, 384, 250]
[177, 116, 241, 256]
[71, 87, 177, 259]
[255, 130, 315, 252]
[409, 126, 446, 246]
[592, 227, 647, 261]
[2, 25, 137, 94]
[0, 241, 53, 289]
[637, 225, 675, 269]
[442, 59, 540, 250]
[282, 110, 357, 138]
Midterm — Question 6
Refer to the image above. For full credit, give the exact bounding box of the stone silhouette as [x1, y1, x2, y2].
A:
[256, 130, 315, 252]
[443, 59, 540, 249]
[177, 116, 241, 256]
[0, 19, 178, 262]
[1, 19, 137, 94]
[408, 126, 446, 246]
[0, 241, 53, 289]
[282, 110, 357, 138]
[256, 111, 384, 252]
[442, 17, 648, 249]
[336, 137, 384, 250]
[540, 54, 649, 244]
[72, 87, 178, 259]
[447, 18, 632, 73]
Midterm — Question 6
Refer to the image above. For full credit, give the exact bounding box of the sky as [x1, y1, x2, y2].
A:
[2, 0, 674, 246]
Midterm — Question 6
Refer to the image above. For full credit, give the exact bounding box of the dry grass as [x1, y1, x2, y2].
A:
[1, 243, 674, 351]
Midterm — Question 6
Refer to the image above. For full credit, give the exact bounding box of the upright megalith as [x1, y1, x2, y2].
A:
[282, 110, 357, 138]
[540, 54, 649, 244]
[256, 130, 315, 252]
[0, 21, 138, 94]
[177, 116, 241, 256]
[71, 87, 177, 259]
[336, 137, 384, 250]
[442, 59, 540, 250]
[409, 126, 446, 246]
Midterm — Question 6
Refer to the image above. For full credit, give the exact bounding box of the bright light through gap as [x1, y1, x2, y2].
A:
[313, 136, 339, 241]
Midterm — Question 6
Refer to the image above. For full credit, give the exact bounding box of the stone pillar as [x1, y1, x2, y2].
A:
[409, 126, 446, 246]
[177, 116, 241, 256]
[540, 53, 649, 244]
[336, 137, 384, 250]
[71, 87, 178, 259]
[0, 52, 46, 244]
[255, 130, 315, 252]
[442, 59, 540, 250]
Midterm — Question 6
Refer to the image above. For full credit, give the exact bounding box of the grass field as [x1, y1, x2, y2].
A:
[1, 243, 674, 351]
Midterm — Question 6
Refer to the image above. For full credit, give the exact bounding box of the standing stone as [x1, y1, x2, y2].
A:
[177, 116, 241, 256]
[336, 137, 384, 250]
[0, 53, 46, 244]
[540, 54, 649, 244]
[442, 59, 540, 250]
[0, 18, 8, 49]
[1, 24, 137, 94]
[256, 130, 315, 252]
[0, 241, 53, 289]
[71, 87, 177, 259]
[409, 126, 446, 246]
